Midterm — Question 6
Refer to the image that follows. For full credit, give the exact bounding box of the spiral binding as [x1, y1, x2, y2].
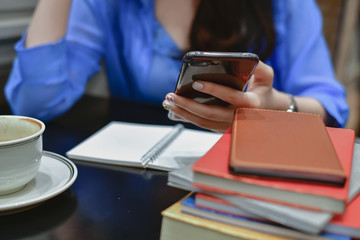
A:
[141, 124, 184, 166]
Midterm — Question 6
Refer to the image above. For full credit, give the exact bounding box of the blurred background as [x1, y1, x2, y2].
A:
[0, 0, 359, 134]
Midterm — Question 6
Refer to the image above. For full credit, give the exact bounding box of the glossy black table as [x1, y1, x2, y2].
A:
[0, 96, 192, 240]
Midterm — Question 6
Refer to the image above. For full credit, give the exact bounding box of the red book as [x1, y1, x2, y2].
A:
[192, 127, 355, 213]
[325, 194, 360, 238]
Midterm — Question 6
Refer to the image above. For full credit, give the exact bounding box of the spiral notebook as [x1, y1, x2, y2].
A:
[66, 122, 221, 171]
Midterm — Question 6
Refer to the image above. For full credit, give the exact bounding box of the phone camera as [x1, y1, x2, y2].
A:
[210, 60, 220, 65]
[189, 60, 209, 67]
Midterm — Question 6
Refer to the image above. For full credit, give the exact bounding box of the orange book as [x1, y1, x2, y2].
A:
[229, 108, 346, 185]
[192, 126, 355, 213]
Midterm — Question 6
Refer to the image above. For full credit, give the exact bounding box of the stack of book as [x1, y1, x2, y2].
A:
[161, 108, 360, 240]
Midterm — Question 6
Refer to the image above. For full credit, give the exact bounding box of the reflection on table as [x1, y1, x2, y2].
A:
[0, 96, 190, 240]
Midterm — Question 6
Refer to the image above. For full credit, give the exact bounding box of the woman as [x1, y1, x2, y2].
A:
[5, 0, 348, 132]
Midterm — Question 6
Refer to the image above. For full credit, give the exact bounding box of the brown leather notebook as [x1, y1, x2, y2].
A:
[229, 108, 346, 186]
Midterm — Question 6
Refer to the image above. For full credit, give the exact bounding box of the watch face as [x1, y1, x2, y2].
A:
[286, 95, 297, 112]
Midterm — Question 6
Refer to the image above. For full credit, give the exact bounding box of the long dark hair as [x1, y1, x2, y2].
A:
[190, 0, 275, 61]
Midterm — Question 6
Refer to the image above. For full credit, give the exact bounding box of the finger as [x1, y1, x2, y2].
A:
[171, 105, 231, 133]
[165, 93, 235, 122]
[191, 81, 260, 108]
[162, 98, 231, 133]
[167, 111, 188, 122]
[252, 60, 274, 85]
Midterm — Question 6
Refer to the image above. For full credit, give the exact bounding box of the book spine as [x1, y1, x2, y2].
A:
[141, 124, 184, 166]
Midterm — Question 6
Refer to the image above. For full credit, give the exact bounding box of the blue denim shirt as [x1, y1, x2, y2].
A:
[5, 0, 349, 126]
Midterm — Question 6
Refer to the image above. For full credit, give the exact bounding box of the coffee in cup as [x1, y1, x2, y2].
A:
[0, 115, 45, 195]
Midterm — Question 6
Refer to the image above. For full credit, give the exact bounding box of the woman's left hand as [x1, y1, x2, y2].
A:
[162, 61, 278, 133]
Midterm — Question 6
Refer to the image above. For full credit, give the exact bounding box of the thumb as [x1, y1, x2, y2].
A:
[252, 61, 274, 85]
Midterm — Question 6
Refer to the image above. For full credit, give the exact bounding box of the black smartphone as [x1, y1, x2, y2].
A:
[174, 51, 259, 106]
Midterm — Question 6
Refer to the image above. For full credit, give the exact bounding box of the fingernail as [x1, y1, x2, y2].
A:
[168, 111, 180, 121]
[193, 81, 203, 90]
[166, 94, 175, 103]
[168, 111, 175, 120]
[163, 101, 173, 111]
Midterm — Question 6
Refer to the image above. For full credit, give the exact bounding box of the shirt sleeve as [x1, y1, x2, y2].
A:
[5, 0, 105, 122]
[270, 0, 349, 127]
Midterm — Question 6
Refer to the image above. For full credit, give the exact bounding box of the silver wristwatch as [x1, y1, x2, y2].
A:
[286, 95, 298, 112]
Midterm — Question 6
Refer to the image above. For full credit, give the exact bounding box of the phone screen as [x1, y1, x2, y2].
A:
[175, 51, 259, 106]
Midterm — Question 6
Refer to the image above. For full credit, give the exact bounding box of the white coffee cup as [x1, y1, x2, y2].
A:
[0, 115, 45, 195]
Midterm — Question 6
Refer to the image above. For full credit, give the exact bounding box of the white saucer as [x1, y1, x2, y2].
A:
[0, 151, 78, 214]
